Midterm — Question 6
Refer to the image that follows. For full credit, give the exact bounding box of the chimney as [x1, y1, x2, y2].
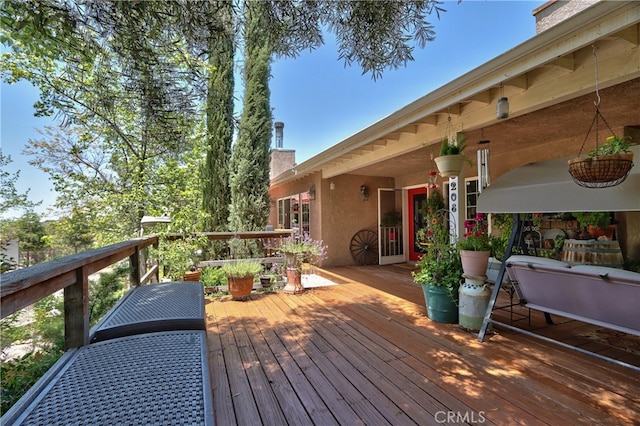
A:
[274, 121, 284, 149]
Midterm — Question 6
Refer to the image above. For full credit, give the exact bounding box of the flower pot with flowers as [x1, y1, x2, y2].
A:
[568, 134, 634, 188]
[412, 209, 461, 323]
[458, 213, 492, 277]
[457, 213, 495, 331]
[270, 234, 328, 294]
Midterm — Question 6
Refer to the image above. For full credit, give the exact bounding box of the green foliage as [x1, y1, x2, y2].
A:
[413, 210, 462, 296]
[426, 190, 444, 215]
[587, 135, 633, 157]
[0, 149, 39, 214]
[229, 1, 272, 233]
[202, 1, 234, 232]
[32, 295, 64, 351]
[89, 263, 128, 326]
[439, 133, 466, 156]
[1, 349, 64, 416]
[221, 260, 262, 278]
[13, 211, 48, 267]
[572, 212, 611, 229]
[381, 211, 401, 227]
[200, 267, 227, 287]
[153, 236, 207, 281]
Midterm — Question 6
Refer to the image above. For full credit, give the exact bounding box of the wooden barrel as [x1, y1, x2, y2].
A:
[561, 239, 624, 268]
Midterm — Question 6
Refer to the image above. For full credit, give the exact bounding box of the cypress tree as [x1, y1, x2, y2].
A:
[203, 1, 235, 231]
[229, 1, 272, 232]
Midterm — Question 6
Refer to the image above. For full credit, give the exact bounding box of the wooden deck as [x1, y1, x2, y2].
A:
[205, 264, 640, 425]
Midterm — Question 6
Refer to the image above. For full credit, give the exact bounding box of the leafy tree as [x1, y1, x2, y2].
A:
[2, 0, 447, 243]
[0, 149, 39, 215]
[13, 211, 48, 267]
[51, 207, 94, 255]
[2, 1, 202, 242]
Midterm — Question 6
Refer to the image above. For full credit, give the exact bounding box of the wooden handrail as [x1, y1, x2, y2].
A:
[0, 231, 295, 349]
[1, 236, 159, 348]
[163, 230, 294, 241]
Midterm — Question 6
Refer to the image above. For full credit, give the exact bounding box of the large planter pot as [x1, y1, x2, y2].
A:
[284, 267, 305, 294]
[422, 284, 458, 323]
[227, 275, 254, 300]
[434, 154, 465, 177]
[459, 250, 490, 277]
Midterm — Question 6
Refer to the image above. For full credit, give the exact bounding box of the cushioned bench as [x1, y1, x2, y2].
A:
[506, 255, 640, 336]
[2, 331, 213, 426]
[90, 281, 205, 343]
[2, 281, 212, 425]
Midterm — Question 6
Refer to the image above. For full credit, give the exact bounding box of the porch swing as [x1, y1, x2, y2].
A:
[475, 145, 640, 371]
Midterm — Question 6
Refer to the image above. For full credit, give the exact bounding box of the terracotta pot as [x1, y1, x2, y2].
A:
[227, 275, 254, 300]
[587, 225, 615, 240]
[459, 250, 490, 277]
[284, 267, 305, 294]
[183, 269, 202, 282]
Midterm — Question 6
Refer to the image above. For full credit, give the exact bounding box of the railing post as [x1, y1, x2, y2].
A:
[153, 241, 160, 282]
[130, 247, 141, 288]
[64, 266, 90, 349]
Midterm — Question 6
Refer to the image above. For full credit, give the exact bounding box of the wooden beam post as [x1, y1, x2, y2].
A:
[64, 267, 90, 349]
[130, 247, 141, 288]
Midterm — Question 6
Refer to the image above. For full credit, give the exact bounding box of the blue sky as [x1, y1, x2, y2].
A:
[1, 0, 542, 219]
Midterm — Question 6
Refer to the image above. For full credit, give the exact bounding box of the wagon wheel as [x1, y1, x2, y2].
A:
[350, 229, 379, 265]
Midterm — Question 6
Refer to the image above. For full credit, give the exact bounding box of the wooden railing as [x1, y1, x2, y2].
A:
[1, 236, 160, 349]
[0, 230, 294, 350]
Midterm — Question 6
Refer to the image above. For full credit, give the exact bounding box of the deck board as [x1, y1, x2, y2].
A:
[205, 264, 640, 425]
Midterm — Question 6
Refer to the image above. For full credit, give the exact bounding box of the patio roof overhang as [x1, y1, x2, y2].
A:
[477, 145, 640, 214]
[271, 1, 640, 185]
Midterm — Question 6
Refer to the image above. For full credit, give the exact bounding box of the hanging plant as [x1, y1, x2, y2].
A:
[434, 115, 470, 177]
[568, 45, 635, 189]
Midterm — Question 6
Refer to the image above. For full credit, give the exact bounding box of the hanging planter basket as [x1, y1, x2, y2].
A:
[568, 153, 634, 188]
[568, 45, 634, 189]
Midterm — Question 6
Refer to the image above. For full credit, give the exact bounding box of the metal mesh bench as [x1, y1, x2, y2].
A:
[3, 331, 213, 426]
[91, 281, 205, 343]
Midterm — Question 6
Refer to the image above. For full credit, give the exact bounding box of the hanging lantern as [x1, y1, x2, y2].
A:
[496, 97, 509, 119]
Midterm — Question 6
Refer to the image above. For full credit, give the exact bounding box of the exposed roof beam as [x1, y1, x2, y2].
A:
[466, 91, 492, 104]
[612, 24, 639, 45]
[545, 54, 575, 71]
[503, 74, 528, 90]
[415, 115, 438, 126]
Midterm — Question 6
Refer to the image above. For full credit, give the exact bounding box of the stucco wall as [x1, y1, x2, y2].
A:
[320, 175, 395, 266]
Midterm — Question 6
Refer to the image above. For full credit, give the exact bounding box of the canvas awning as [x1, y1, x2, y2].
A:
[477, 145, 640, 213]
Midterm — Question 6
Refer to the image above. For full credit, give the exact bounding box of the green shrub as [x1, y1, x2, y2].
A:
[200, 266, 227, 287]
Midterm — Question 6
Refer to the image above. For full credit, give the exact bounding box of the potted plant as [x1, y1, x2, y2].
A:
[433, 133, 469, 177]
[572, 211, 614, 239]
[269, 234, 327, 294]
[412, 214, 462, 323]
[456, 213, 495, 330]
[457, 213, 492, 277]
[221, 260, 262, 300]
[568, 135, 634, 187]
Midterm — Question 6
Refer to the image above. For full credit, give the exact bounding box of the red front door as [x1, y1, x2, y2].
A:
[408, 187, 427, 261]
